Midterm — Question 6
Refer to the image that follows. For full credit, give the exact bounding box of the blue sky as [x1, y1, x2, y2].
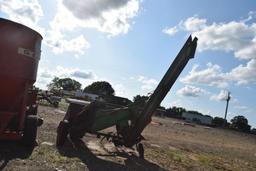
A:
[1, 0, 256, 127]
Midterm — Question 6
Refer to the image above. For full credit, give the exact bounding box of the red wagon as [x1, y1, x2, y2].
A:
[0, 18, 43, 146]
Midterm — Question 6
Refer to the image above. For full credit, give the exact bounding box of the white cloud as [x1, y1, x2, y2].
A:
[36, 66, 133, 99]
[46, 34, 90, 56]
[71, 70, 95, 79]
[234, 105, 249, 110]
[164, 12, 256, 88]
[210, 90, 229, 101]
[36, 66, 97, 89]
[177, 85, 206, 97]
[44, 0, 140, 56]
[0, 0, 88, 56]
[54, 66, 96, 79]
[181, 63, 228, 88]
[182, 59, 256, 87]
[169, 99, 182, 107]
[228, 59, 256, 85]
[112, 83, 129, 98]
[164, 12, 256, 60]
[193, 21, 256, 59]
[50, 0, 139, 36]
[0, 0, 44, 35]
[40, 71, 52, 79]
[234, 41, 256, 60]
[1, 0, 139, 56]
[136, 75, 158, 91]
[182, 16, 207, 32]
[162, 26, 178, 36]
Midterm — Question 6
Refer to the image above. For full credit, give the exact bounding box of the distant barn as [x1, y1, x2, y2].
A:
[182, 111, 213, 125]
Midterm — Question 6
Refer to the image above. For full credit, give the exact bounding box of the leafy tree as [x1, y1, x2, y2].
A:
[231, 115, 251, 132]
[59, 78, 82, 91]
[133, 95, 149, 105]
[47, 77, 61, 91]
[83, 81, 115, 96]
[212, 117, 227, 127]
[165, 106, 186, 118]
[48, 77, 82, 91]
[251, 128, 256, 135]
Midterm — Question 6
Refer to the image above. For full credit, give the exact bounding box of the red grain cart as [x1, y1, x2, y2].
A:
[0, 18, 43, 146]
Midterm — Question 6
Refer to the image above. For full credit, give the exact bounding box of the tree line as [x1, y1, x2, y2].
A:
[47, 77, 115, 96]
[125, 94, 255, 134]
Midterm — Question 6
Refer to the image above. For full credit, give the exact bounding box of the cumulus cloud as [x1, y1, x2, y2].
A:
[137, 75, 158, 91]
[0, 0, 91, 56]
[49, 0, 139, 36]
[53, 66, 96, 79]
[164, 12, 256, 88]
[227, 59, 256, 85]
[234, 105, 249, 110]
[164, 12, 256, 60]
[1, 0, 140, 56]
[112, 83, 129, 98]
[71, 70, 95, 79]
[0, 0, 44, 34]
[177, 85, 206, 97]
[40, 71, 52, 79]
[181, 63, 228, 88]
[46, 34, 90, 56]
[182, 16, 207, 32]
[44, 0, 139, 55]
[210, 90, 229, 101]
[181, 59, 256, 87]
[36, 66, 97, 89]
[162, 26, 178, 36]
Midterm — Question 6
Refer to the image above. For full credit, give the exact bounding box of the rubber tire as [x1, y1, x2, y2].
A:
[136, 143, 144, 159]
[56, 120, 69, 147]
[53, 101, 59, 108]
[22, 115, 38, 146]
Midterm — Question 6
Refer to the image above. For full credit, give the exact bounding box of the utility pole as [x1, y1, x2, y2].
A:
[223, 91, 231, 127]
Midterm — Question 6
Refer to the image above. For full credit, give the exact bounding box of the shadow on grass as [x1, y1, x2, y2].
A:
[0, 141, 34, 170]
[57, 139, 166, 171]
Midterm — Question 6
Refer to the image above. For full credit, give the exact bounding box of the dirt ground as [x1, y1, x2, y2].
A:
[0, 105, 256, 171]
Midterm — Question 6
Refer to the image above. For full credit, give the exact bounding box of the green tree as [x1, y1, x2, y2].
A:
[47, 77, 61, 91]
[133, 95, 149, 105]
[165, 106, 186, 118]
[231, 115, 251, 132]
[251, 128, 256, 135]
[83, 81, 115, 96]
[212, 117, 226, 127]
[48, 77, 82, 91]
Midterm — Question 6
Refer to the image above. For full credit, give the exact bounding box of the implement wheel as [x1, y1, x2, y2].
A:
[136, 143, 144, 159]
[22, 115, 38, 146]
[56, 120, 69, 146]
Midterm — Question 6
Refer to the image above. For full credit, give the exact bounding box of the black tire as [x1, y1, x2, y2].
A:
[53, 101, 59, 108]
[22, 115, 38, 146]
[56, 120, 69, 147]
[26, 105, 38, 116]
[136, 143, 144, 159]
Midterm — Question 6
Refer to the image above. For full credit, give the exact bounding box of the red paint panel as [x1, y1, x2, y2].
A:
[0, 18, 42, 137]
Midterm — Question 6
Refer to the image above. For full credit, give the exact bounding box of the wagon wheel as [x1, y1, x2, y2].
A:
[22, 115, 38, 146]
[56, 120, 69, 146]
[136, 143, 144, 159]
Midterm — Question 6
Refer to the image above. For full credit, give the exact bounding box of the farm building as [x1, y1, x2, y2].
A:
[75, 90, 100, 101]
[182, 111, 213, 125]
